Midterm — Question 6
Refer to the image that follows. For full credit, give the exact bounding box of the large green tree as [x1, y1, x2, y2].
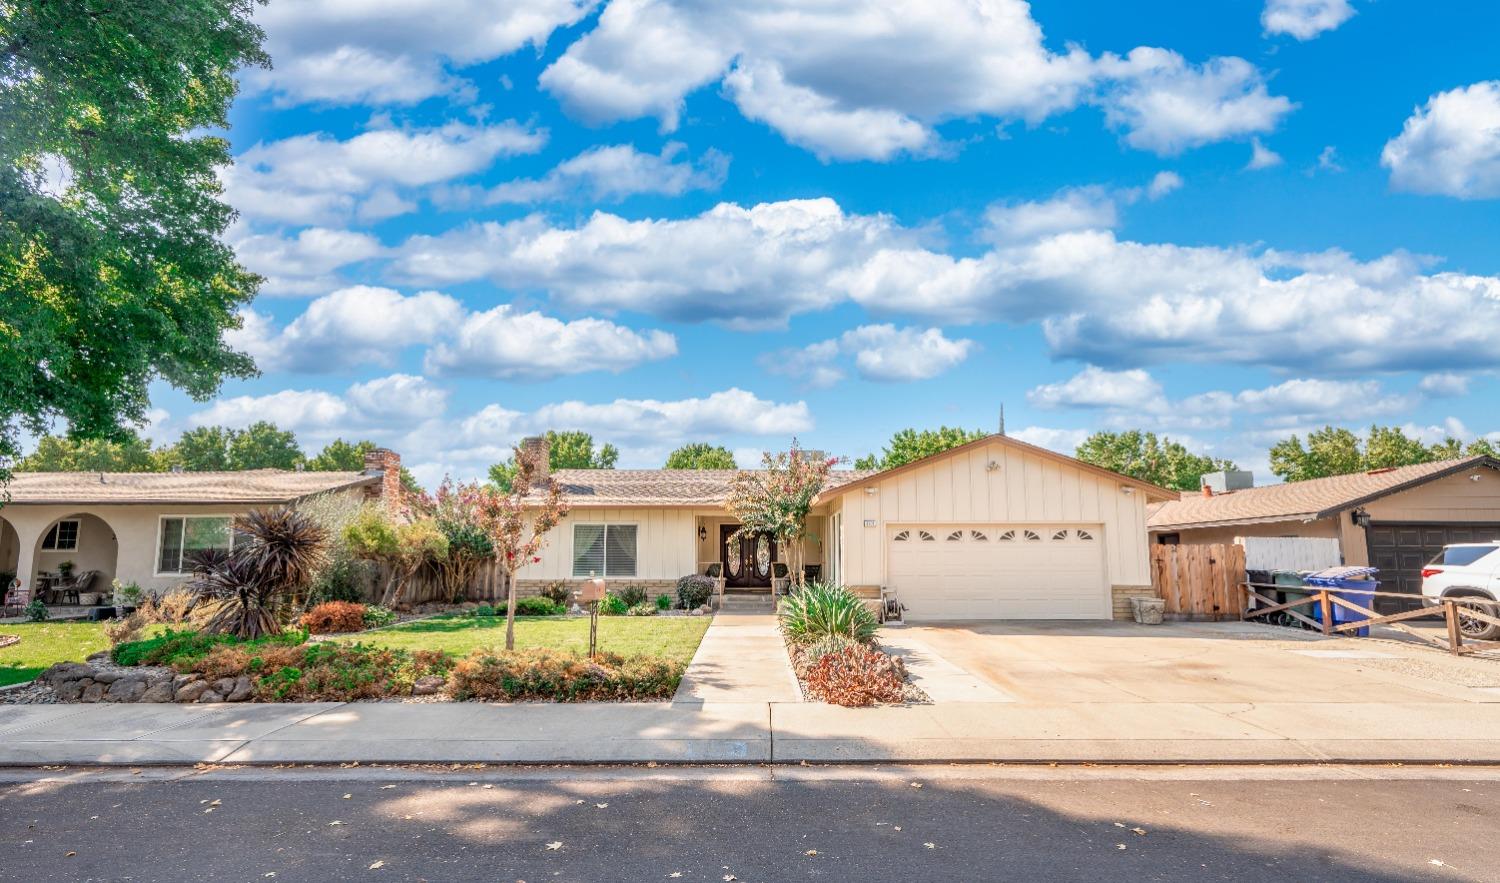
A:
[1270, 424, 1497, 482]
[854, 426, 987, 471]
[156, 422, 301, 471]
[1075, 430, 1235, 491]
[0, 0, 268, 487]
[489, 430, 618, 490]
[16, 430, 161, 472]
[166, 426, 233, 471]
[307, 437, 423, 493]
[664, 443, 737, 470]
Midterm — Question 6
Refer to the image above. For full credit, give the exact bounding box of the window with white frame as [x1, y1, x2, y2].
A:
[41, 519, 80, 551]
[572, 523, 638, 577]
[157, 516, 235, 575]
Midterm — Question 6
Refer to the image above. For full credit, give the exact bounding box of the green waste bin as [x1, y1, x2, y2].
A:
[1271, 570, 1315, 629]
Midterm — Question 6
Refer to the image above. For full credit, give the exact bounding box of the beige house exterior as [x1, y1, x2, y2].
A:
[520, 435, 1174, 621]
[1147, 456, 1500, 612]
[1, 451, 402, 601]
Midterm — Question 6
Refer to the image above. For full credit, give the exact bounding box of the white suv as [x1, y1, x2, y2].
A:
[1421, 543, 1500, 640]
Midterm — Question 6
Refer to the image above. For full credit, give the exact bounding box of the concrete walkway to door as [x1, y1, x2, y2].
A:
[672, 614, 801, 704]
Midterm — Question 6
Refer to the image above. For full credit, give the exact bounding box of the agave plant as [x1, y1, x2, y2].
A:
[777, 581, 878, 644]
[189, 507, 328, 639]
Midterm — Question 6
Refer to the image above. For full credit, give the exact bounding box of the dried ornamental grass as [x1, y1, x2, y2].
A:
[800, 644, 908, 707]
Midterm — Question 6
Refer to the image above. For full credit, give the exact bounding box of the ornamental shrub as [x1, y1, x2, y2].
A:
[515, 596, 562, 616]
[446, 648, 684, 701]
[539, 581, 572, 607]
[625, 602, 656, 616]
[676, 574, 714, 610]
[300, 601, 368, 634]
[362, 604, 397, 628]
[474, 604, 497, 617]
[24, 598, 49, 622]
[598, 592, 629, 616]
[112, 627, 306, 670]
[655, 594, 673, 611]
[778, 582, 878, 644]
[616, 585, 648, 607]
[800, 644, 908, 707]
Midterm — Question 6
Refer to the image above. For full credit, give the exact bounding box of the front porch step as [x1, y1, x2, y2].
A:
[717, 595, 777, 614]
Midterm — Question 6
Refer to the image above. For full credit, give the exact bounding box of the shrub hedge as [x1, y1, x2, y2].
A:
[447, 647, 683, 701]
[676, 574, 714, 610]
[300, 601, 368, 634]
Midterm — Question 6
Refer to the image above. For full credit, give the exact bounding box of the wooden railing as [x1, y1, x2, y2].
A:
[1241, 581, 1500, 656]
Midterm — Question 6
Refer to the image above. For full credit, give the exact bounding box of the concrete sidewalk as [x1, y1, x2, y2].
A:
[6, 696, 1500, 766]
[672, 614, 801, 705]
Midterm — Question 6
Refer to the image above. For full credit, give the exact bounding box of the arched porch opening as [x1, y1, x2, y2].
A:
[30, 513, 119, 606]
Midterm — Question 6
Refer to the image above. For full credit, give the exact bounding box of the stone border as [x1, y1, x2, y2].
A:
[0, 634, 19, 649]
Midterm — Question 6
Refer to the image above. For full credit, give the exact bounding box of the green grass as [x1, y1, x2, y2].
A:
[0, 621, 111, 686]
[333, 614, 712, 664]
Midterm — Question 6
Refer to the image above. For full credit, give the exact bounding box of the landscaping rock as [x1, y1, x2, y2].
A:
[412, 675, 445, 696]
[213, 677, 238, 696]
[90, 669, 124, 685]
[172, 673, 201, 692]
[86, 651, 111, 663]
[226, 676, 253, 703]
[41, 662, 94, 686]
[106, 677, 147, 703]
[195, 690, 224, 704]
[55, 679, 86, 702]
[140, 682, 175, 703]
[175, 680, 211, 703]
[80, 682, 106, 703]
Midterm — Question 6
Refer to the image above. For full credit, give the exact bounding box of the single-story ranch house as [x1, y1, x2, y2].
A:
[516, 434, 1176, 621]
[1, 450, 402, 601]
[1147, 455, 1500, 612]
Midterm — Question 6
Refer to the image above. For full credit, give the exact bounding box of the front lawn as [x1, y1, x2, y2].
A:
[0, 621, 111, 686]
[334, 614, 711, 665]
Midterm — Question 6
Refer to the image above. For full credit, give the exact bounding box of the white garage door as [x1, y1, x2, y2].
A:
[888, 526, 1108, 621]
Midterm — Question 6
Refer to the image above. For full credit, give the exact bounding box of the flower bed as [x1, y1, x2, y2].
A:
[778, 583, 927, 706]
[22, 625, 688, 704]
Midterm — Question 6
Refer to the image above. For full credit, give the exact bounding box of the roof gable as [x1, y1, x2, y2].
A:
[816, 433, 1178, 503]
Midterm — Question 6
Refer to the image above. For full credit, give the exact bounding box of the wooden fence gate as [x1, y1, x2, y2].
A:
[1150, 543, 1246, 620]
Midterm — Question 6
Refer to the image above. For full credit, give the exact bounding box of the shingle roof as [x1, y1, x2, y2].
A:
[546, 468, 874, 507]
[2, 470, 379, 505]
[1147, 456, 1500, 530]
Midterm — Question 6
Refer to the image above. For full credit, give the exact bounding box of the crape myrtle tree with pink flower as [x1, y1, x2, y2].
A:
[479, 443, 568, 650]
[725, 440, 837, 590]
[402, 479, 495, 603]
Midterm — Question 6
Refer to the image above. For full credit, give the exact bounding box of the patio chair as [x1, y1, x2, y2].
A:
[56, 569, 97, 606]
[2, 579, 31, 617]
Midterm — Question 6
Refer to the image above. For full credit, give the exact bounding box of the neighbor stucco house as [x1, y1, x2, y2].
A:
[1, 450, 403, 599]
[1147, 455, 1500, 612]
[517, 434, 1176, 621]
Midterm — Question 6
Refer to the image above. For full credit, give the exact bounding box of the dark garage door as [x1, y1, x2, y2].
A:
[1366, 522, 1500, 613]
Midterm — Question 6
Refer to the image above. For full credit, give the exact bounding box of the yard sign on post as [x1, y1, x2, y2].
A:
[578, 575, 606, 659]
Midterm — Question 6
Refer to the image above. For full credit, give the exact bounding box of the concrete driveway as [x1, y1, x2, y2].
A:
[890, 620, 1500, 705]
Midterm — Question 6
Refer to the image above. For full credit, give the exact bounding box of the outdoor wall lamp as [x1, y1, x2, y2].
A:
[1120, 487, 1135, 496]
[1350, 508, 1372, 528]
[698, 525, 707, 541]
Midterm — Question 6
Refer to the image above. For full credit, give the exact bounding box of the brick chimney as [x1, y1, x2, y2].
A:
[520, 436, 551, 481]
[363, 448, 402, 506]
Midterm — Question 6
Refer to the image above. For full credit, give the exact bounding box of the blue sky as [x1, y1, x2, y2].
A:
[143, 0, 1500, 487]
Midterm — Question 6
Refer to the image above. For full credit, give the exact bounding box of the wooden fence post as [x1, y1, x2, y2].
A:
[1319, 590, 1333, 636]
[1444, 599, 1464, 656]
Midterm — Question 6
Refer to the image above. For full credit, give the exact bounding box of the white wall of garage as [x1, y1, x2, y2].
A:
[828, 439, 1152, 590]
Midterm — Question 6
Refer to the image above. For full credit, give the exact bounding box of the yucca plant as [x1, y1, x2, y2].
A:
[778, 581, 878, 644]
[189, 507, 328, 639]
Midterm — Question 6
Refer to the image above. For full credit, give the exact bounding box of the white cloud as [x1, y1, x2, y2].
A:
[425, 305, 677, 379]
[192, 389, 353, 432]
[1315, 145, 1344, 173]
[1420, 373, 1471, 397]
[1009, 426, 1089, 454]
[982, 186, 1118, 243]
[248, 0, 595, 106]
[1096, 49, 1296, 155]
[1028, 366, 1164, 411]
[486, 143, 727, 204]
[345, 374, 449, 422]
[225, 121, 545, 225]
[768, 325, 974, 387]
[1262, 0, 1355, 40]
[226, 226, 384, 297]
[392, 197, 900, 327]
[540, 0, 1280, 161]
[228, 286, 465, 372]
[528, 388, 812, 442]
[1382, 82, 1500, 199]
[1146, 171, 1184, 199]
[1247, 137, 1283, 170]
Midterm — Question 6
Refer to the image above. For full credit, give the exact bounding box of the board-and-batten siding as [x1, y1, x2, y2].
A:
[516, 508, 698, 581]
[831, 441, 1150, 588]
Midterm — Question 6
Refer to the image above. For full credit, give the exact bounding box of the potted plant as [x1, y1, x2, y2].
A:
[112, 579, 143, 618]
[57, 560, 75, 577]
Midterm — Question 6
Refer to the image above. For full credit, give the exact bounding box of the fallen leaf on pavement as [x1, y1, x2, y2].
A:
[343, 794, 352, 800]
[924, 843, 936, 850]
[668, 873, 682, 878]
[65, 852, 76, 858]
[546, 842, 563, 851]
[804, 850, 818, 856]
[369, 860, 385, 869]
[595, 803, 608, 809]
[329, 821, 344, 826]
[1132, 827, 1147, 836]
[380, 785, 396, 790]
[910, 782, 922, 789]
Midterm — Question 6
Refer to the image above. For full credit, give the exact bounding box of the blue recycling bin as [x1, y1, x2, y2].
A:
[1304, 567, 1379, 637]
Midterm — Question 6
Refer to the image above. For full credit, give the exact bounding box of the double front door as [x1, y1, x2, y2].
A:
[720, 524, 777, 588]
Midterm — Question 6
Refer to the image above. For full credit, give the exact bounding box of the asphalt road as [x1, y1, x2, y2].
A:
[0, 765, 1495, 882]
